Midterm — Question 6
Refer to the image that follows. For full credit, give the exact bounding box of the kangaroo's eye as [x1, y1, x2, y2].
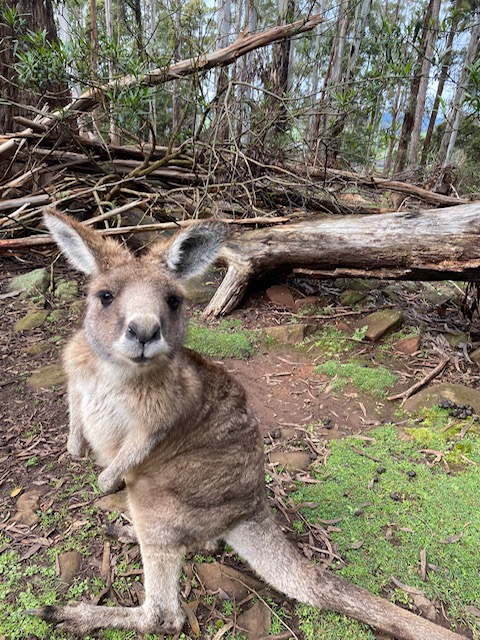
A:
[167, 294, 181, 311]
[98, 291, 114, 307]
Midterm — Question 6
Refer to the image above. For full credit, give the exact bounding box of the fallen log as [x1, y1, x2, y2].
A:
[289, 164, 470, 207]
[204, 201, 480, 316]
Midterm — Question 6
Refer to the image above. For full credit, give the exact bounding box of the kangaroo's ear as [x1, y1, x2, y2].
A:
[165, 222, 227, 279]
[44, 208, 130, 275]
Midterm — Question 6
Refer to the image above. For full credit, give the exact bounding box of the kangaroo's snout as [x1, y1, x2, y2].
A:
[126, 317, 162, 345]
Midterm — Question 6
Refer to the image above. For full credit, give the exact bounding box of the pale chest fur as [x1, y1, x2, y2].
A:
[74, 372, 134, 466]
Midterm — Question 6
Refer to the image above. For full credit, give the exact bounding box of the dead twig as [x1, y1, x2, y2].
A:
[387, 358, 450, 403]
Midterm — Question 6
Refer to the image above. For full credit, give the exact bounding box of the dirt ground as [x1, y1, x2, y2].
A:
[1, 248, 480, 639]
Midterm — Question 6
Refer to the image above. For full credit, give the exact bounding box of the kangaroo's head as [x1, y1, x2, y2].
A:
[44, 209, 226, 367]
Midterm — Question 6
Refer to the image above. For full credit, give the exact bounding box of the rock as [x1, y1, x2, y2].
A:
[404, 383, 480, 415]
[14, 310, 49, 332]
[58, 550, 83, 585]
[8, 269, 49, 297]
[48, 309, 63, 321]
[195, 562, 265, 602]
[335, 320, 352, 333]
[263, 324, 311, 344]
[237, 600, 272, 639]
[294, 296, 323, 313]
[27, 364, 66, 389]
[360, 309, 404, 342]
[340, 289, 367, 306]
[266, 284, 295, 310]
[14, 489, 42, 526]
[70, 300, 85, 316]
[268, 450, 312, 471]
[394, 336, 420, 354]
[470, 348, 480, 367]
[349, 279, 379, 292]
[23, 342, 50, 356]
[186, 270, 219, 304]
[444, 332, 469, 347]
[55, 280, 78, 302]
[95, 489, 130, 516]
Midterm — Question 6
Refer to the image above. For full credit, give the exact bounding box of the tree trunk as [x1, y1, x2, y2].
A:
[0, 0, 70, 133]
[439, 11, 480, 166]
[408, 0, 441, 167]
[204, 201, 480, 316]
[420, 0, 462, 166]
[394, 0, 436, 175]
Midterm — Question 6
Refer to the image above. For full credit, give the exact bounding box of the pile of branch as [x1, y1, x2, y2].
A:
[1, 12, 473, 248]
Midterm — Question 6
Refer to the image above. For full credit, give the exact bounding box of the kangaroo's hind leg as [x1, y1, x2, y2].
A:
[32, 543, 186, 635]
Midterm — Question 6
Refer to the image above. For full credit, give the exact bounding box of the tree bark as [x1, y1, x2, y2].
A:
[204, 201, 480, 316]
[394, 0, 437, 175]
[408, 0, 441, 167]
[439, 11, 480, 166]
[420, 0, 462, 166]
[0, 0, 70, 133]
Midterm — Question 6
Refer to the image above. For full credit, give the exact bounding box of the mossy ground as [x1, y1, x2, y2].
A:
[315, 359, 398, 397]
[291, 417, 480, 638]
[186, 318, 257, 358]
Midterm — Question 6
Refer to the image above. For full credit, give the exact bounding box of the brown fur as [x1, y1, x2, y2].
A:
[34, 210, 466, 640]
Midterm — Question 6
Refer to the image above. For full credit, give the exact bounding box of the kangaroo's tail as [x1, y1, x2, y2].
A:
[225, 512, 466, 640]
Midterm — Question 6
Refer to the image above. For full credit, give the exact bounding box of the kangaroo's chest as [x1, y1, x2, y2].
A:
[77, 377, 134, 465]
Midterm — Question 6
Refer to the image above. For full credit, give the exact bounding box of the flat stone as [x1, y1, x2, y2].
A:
[23, 342, 50, 356]
[70, 300, 85, 316]
[266, 284, 295, 310]
[263, 324, 310, 344]
[55, 280, 78, 302]
[404, 383, 480, 415]
[14, 489, 42, 526]
[445, 332, 469, 347]
[470, 348, 480, 367]
[195, 562, 265, 602]
[268, 450, 312, 471]
[48, 309, 63, 321]
[58, 550, 83, 585]
[349, 279, 379, 292]
[27, 364, 66, 389]
[14, 310, 49, 332]
[294, 296, 323, 313]
[340, 289, 367, 306]
[237, 600, 272, 639]
[8, 268, 49, 297]
[394, 336, 420, 355]
[361, 309, 404, 342]
[95, 489, 130, 515]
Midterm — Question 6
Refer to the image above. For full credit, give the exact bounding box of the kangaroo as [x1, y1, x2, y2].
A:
[32, 209, 465, 640]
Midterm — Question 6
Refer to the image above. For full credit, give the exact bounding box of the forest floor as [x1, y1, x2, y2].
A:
[1, 252, 480, 640]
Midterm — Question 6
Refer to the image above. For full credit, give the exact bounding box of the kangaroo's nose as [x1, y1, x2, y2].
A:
[126, 320, 161, 344]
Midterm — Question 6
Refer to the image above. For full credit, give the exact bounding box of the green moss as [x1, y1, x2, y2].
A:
[291, 424, 480, 635]
[186, 318, 257, 358]
[315, 360, 398, 397]
[304, 325, 357, 357]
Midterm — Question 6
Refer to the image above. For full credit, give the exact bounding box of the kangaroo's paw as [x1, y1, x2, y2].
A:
[98, 468, 124, 494]
[28, 602, 185, 635]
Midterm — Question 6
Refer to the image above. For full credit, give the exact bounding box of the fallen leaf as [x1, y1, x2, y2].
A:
[10, 487, 22, 498]
[351, 540, 364, 549]
[439, 532, 463, 544]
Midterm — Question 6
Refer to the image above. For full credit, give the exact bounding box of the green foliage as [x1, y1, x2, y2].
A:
[292, 424, 480, 635]
[315, 360, 398, 397]
[186, 319, 257, 358]
[15, 29, 69, 92]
